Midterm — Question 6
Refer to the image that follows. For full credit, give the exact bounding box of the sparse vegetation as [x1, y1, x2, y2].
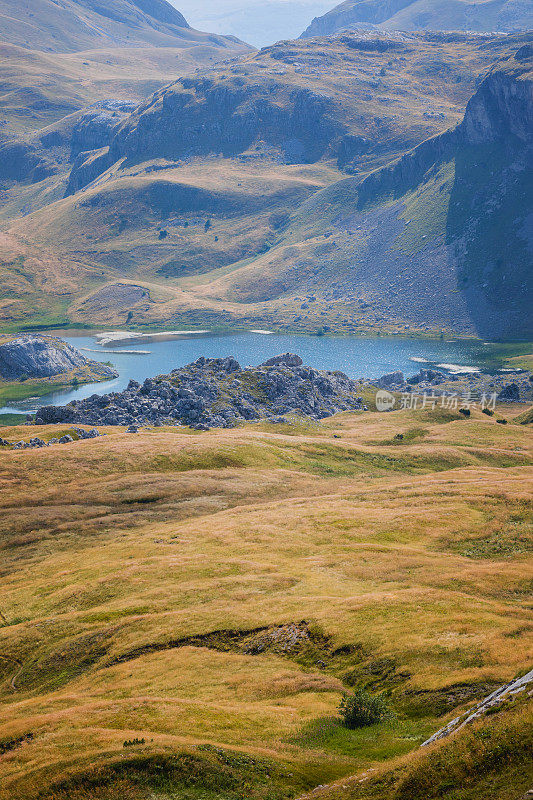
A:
[0, 404, 530, 799]
[339, 688, 391, 728]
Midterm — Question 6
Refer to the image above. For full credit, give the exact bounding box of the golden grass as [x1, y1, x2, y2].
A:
[0, 405, 531, 798]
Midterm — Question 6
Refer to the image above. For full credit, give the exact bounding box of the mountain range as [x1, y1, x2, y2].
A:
[0, 1, 531, 340]
[301, 0, 533, 38]
[0, 0, 251, 141]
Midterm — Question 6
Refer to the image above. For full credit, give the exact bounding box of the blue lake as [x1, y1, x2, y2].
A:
[1, 330, 488, 413]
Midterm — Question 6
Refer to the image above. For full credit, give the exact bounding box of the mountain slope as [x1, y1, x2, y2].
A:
[0, 0, 252, 142]
[0, 404, 532, 799]
[301, 0, 533, 38]
[1, 0, 193, 53]
[4, 32, 530, 338]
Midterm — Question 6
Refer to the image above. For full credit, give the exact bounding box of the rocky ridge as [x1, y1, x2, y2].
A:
[301, 0, 533, 38]
[34, 353, 364, 429]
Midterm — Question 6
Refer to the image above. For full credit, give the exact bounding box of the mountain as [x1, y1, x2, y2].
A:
[0, 0, 252, 141]
[3, 0, 190, 53]
[2, 31, 530, 339]
[301, 0, 533, 38]
[284, 40, 532, 340]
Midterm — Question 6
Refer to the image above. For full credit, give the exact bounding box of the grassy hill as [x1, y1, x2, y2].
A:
[0, 0, 251, 148]
[301, 0, 533, 38]
[3, 31, 530, 337]
[0, 401, 531, 798]
[0, 0, 211, 53]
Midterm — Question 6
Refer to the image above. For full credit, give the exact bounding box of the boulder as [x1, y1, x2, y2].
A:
[407, 369, 446, 385]
[261, 353, 303, 368]
[498, 383, 520, 401]
[375, 371, 405, 389]
[35, 405, 76, 425]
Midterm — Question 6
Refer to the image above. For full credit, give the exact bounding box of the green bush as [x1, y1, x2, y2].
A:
[339, 688, 391, 728]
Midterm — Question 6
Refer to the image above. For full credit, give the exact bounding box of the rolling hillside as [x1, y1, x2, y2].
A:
[301, 0, 533, 38]
[0, 0, 251, 141]
[0, 402, 532, 799]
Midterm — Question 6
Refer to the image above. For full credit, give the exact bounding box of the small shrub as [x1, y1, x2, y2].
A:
[18, 373, 28, 382]
[123, 737, 145, 747]
[339, 688, 391, 728]
[459, 408, 470, 417]
[482, 408, 494, 416]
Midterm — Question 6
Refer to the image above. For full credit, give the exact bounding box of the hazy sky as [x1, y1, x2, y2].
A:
[172, 0, 336, 48]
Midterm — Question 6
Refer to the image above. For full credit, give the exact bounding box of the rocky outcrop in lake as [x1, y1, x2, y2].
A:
[35, 353, 364, 429]
[0, 335, 117, 382]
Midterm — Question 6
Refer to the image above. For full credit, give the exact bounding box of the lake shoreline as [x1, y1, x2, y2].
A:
[0, 330, 531, 419]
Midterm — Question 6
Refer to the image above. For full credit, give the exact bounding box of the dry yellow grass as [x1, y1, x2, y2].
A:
[0, 405, 531, 798]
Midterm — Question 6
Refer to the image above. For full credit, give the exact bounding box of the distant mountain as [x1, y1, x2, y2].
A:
[301, 0, 533, 38]
[3, 31, 530, 340]
[1, 0, 193, 53]
[0, 0, 252, 141]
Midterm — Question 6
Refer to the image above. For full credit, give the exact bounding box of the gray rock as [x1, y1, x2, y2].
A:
[261, 353, 303, 368]
[407, 369, 446, 385]
[34, 353, 363, 431]
[0, 335, 117, 381]
[59, 435, 74, 444]
[375, 370, 405, 389]
[498, 383, 520, 401]
[35, 405, 76, 425]
[422, 667, 533, 747]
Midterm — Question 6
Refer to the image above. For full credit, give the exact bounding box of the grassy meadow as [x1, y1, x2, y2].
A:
[0, 403, 531, 798]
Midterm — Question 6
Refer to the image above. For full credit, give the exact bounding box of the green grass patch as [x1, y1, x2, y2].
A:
[289, 715, 430, 763]
[442, 528, 533, 560]
[41, 748, 309, 800]
[0, 413, 27, 427]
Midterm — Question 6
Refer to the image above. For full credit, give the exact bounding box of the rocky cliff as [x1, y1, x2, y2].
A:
[0, 335, 117, 382]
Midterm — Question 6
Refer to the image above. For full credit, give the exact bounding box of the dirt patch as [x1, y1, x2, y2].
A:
[108, 621, 334, 667]
[77, 283, 151, 318]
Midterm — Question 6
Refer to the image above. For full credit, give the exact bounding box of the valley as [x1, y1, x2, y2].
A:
[2, 30, 531, 337]
[0, 1, 532, 798]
